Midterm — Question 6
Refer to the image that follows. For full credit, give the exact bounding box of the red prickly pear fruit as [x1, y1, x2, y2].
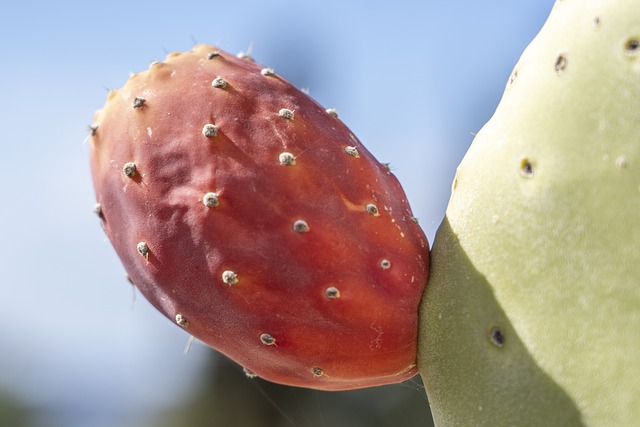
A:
[89, 45, 429, 390]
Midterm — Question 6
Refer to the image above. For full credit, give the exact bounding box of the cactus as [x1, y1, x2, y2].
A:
[89, 0, 640, 422]
[419, 0, 640, 425]
[89, 45, 429, 391]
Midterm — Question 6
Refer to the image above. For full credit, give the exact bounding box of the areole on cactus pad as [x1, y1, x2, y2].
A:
[89, 45, 429, 390]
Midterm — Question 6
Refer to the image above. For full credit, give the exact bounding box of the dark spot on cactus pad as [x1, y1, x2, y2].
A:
[132, 97, 146, 109]
[452, 169, 460, 192]
[509, 69, 518, 85]
[624, 39, 640, 56]
[325, 287, 341, 299]
[520, 158, 534, 177]
[312, 367, 324, 377]
[489, 326, 505, 347]
[616, 156, 628, 170]
[554, 54, 568, 74]
[260, 333, 276, 346]
[593, 16, 601, 29]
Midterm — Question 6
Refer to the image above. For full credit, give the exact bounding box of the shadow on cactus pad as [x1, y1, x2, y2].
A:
[419, 218, 584, 427]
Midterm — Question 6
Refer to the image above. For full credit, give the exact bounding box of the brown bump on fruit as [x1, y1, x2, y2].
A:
[212, 76, 228, 89]
[293, 219, 310, 233]
[89, 124, 98, 136]
[519, 158, 534, 177]
[202, 123, 219, 138]
[312, 367, 324, 377]
[624, 39, 640, 56]
[325, 287, 341, 299]
[261, 68, 276, 76]
[207, 51, 222, 60]
[222, 270, 238, 286]
[593, 16, 601, 29]
[175, 314, 189, 328]
[203, 192, 220, 207]
[260, 333, 276, 346]
[366, 204, 380, 216]
[279, 152, 296, 165]
[326, 108, 339, 118]
[489, 326, 505, 347]
[243, 367, 258, 378]
[278, 108, 295, 120]
[132, 97, 146, 109]
[93, 203, 103, 218]
[344, 146, 360, 158]
[123, 162, 137, 178]
[411, 216, 420, 225]
[380, 259, 391, 270]
[137, 241, 149, 258]
[509, 69, 518, 85]
[554, 53, 568, 74]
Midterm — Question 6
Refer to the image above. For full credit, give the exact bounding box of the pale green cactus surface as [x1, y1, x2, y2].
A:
[418, 0, 640, 425]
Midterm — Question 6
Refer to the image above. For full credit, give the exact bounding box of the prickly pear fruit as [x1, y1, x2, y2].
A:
[90, 45, 428, 391]
[419, 0, 640, 425]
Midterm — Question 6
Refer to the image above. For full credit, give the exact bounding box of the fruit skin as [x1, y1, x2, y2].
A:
[90, 45, 428, 391]
[419, 0, 640, 425]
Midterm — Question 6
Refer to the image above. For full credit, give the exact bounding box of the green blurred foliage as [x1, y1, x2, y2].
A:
[159, 353, 433, 427]
[0, 391, 35, 427]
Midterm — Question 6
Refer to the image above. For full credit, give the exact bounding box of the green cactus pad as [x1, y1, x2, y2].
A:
[419, 0, 640, 425]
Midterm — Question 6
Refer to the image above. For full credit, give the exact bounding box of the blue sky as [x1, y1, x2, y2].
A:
[0, 1, 555, 426]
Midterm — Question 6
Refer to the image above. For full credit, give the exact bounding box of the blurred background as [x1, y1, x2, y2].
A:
[0, 1, 555, 426]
